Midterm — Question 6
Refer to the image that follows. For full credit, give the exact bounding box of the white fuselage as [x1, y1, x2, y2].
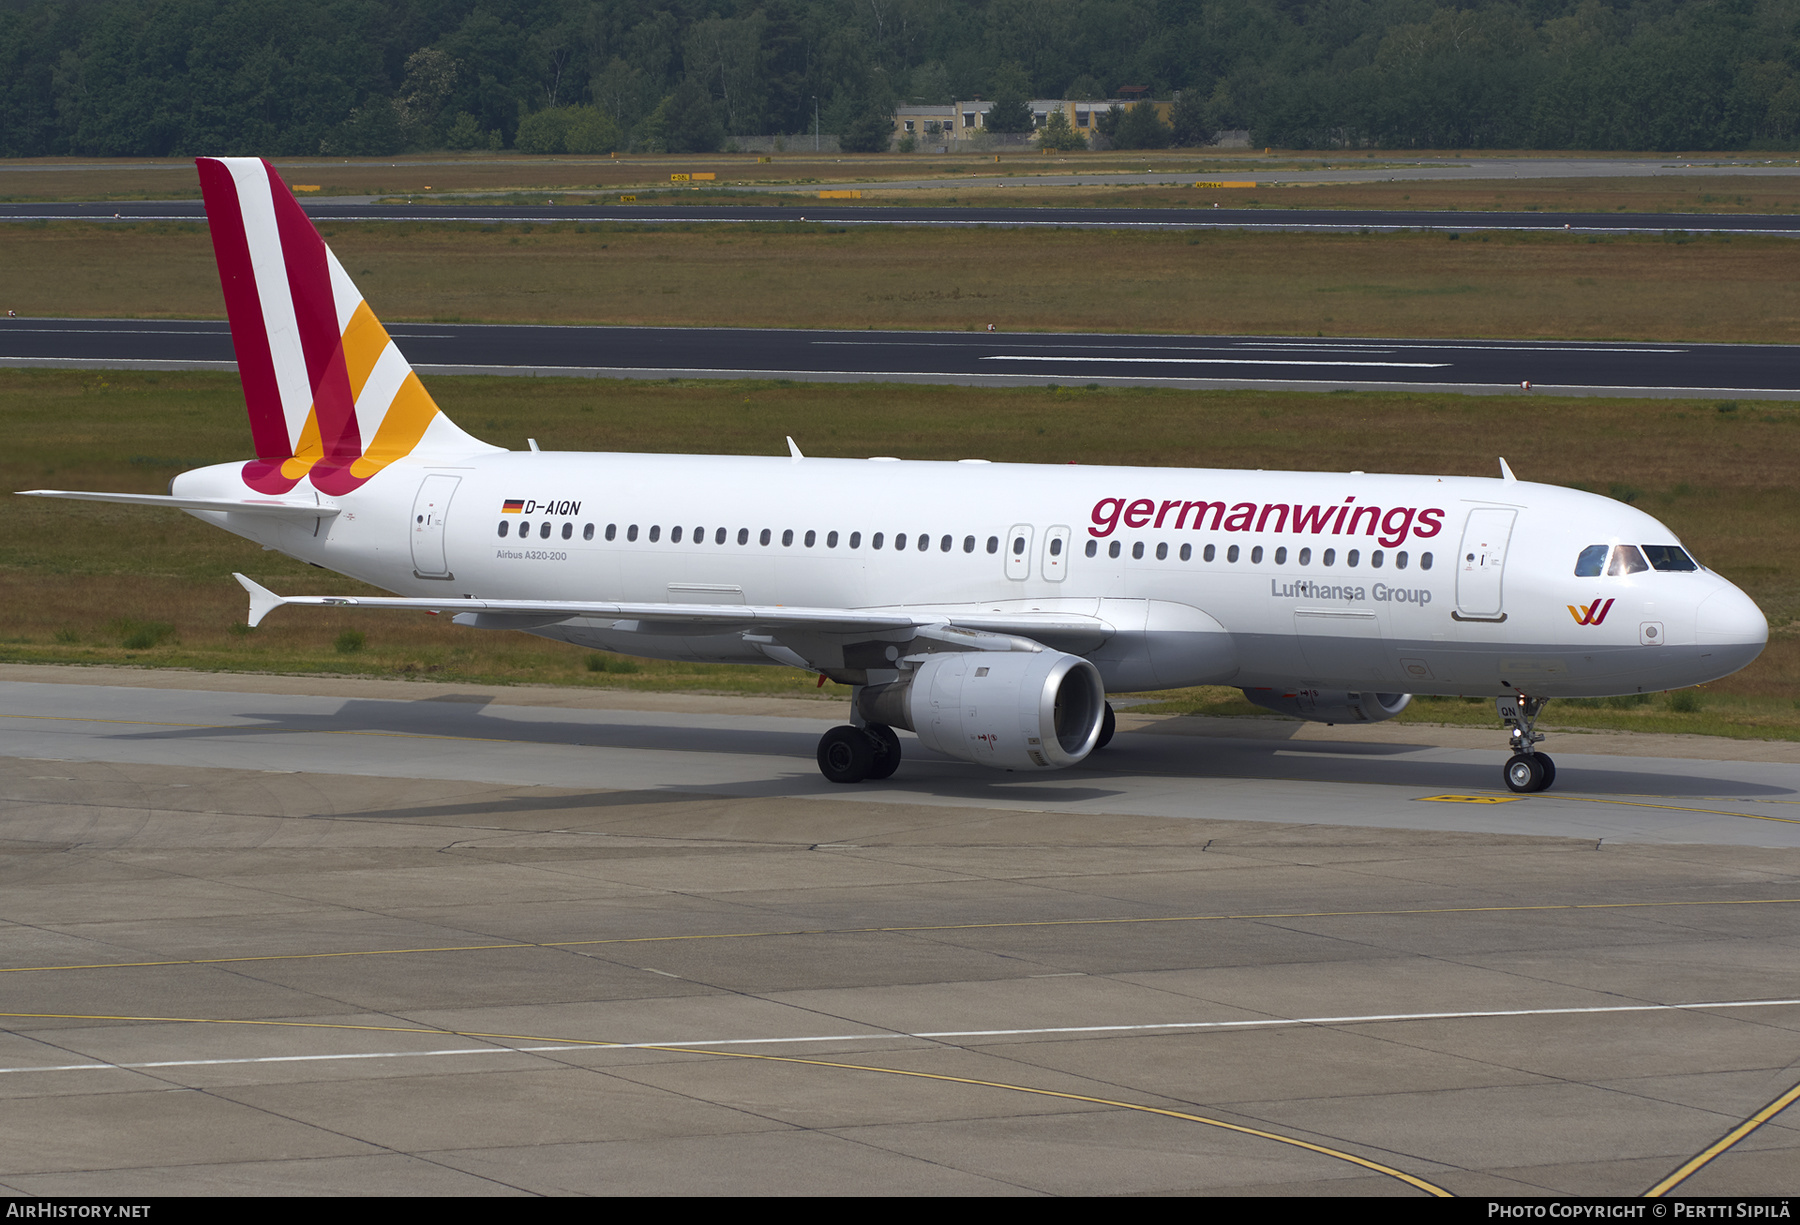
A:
[173, 450, 1769, 699]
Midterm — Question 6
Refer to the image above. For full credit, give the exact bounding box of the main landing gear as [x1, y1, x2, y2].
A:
[817, 724, 902, 784]
[1499, 694, 1556, 793]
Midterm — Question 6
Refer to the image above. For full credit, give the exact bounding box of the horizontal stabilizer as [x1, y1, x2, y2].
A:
[19, 490, 339, 518]
[229, 578, 1115, 639]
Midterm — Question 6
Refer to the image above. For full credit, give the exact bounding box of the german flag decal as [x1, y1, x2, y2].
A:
[501, 499, 525, 513]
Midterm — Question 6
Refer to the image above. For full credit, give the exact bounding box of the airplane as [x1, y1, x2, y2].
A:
[18, 157, 1770, 793]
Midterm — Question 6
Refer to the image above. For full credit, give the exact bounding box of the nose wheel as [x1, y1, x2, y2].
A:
[1498, 694, 1555, 793]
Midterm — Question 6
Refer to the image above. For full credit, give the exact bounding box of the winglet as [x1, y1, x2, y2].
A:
[787, 436, 804, 461]
[1498, 457, 1517, 482]
[233, 572, 286, 628]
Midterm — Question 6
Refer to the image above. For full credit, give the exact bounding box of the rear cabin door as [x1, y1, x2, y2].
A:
[411, 474, 461, 579]
[1005, 524, 1033, 581]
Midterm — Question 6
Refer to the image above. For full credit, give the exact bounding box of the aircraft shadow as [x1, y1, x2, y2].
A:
[93, 693, 1800, 806]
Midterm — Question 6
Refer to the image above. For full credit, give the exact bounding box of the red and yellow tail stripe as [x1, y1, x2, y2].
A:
[196, 157, 490, 495]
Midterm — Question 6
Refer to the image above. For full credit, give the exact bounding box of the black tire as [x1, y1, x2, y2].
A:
[865, 724, 902, 780]
[1504, 753, 1544, 794]
[1535, 753, 1556, 792]
[1095, 702, 1116, 750]
[818, 725, 874, 784]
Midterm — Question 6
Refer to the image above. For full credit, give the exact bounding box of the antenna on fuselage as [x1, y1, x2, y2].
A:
[1498, 457, 1517, 482]
[787, 436, 805, 462]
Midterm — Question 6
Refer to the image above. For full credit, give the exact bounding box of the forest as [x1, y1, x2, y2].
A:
[3, 0, 1798, 157]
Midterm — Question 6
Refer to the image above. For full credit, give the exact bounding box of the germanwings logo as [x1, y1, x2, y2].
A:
[1568, 598, 1615, 626]
[197, 157, 469, 496]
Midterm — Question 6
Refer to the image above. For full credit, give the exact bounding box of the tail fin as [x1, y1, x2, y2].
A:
[196, 157, 494, 496]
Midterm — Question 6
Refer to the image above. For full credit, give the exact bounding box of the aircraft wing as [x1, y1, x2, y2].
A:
[232, 573, 1112, 639]
[20, 490, 340, 518]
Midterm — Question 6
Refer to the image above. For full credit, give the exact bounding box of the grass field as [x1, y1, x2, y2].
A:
[7, 220, 1800, 343]
[2, 368, 1795, 738]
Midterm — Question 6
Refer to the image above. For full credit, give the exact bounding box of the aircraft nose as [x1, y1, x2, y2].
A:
[1696, 585, 1768, 651]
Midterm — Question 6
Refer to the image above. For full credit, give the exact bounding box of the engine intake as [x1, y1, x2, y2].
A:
[1242, 688, 1411, 724]
[858, 649, 1106, 770]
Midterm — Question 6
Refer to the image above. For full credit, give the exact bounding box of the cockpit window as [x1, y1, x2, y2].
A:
[1574, 545, 1608, 577]
[1607, 544, 1650, 576]
[1643, 545, 1699, 572]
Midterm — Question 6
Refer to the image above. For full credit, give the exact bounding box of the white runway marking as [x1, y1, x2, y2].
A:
[7, 996, 1796, 1078]
[980, 354, 1452, 368]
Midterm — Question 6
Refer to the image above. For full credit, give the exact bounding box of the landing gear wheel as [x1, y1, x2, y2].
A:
[818, 725, 875, 784]
[1504, 753, 1545, 794]
[1095, 702, 1116, 750]
[1534, 753, 1556, 792]
[865, 724, 902, 780]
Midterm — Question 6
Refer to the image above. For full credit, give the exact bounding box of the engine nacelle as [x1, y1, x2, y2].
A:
[858, 649, 1106, 770]
[1241, 688, 1412, 724]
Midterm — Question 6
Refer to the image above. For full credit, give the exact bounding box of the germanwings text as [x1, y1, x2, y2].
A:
[1089, 496, 1445, 547]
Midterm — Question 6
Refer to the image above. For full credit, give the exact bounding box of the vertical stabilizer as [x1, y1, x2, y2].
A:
[196, 157, 495, 495]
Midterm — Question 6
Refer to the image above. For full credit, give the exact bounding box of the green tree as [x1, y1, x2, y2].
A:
[1111, 100, 1173, 149]
[1036, 108, 1086, 150]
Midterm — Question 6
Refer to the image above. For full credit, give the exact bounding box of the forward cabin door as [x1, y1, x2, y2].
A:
[1455, 507, 1516, 621]
[411, 474, 461, 579]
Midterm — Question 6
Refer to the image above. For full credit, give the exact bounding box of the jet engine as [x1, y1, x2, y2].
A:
[1242, 688, 1412, 724]
[857, 649, 1106, 770]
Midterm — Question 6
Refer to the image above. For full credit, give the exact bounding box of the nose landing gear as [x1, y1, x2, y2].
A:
[1499, 694, 1555, 793]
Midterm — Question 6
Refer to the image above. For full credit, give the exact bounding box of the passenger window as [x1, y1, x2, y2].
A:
[1251, 546, 1263, 564]
[694, 526, 703, 542]
[1420, 552, 1433, 571]
[1011, 535, 1024, 555]
[1608, 545, 1648, 576]
[562, 523, 573, 540]
[716, 527, 727, 544]
[1203, 544, 1215, 562]
[1108, 541, 1121, 559]
[760, 529, 772, 546]
[895, 533, 907, 550]
[737, 528, 749, 545]
[540, 522, 552, 539]
[918, 534, 930, 553]
[1274, 547, 1287, 564]
[1132, 542, 1144, 560]
[669, 526, 681, 543]
[1346, 549, 1358, 567]
[626, 524, 638, 542]
[497, 521, 509, 538]
[1644, 545, 1698, 572]
[1370, 549, 1382, 568]
[1395, 550, 1408, 569]
[782, 529, 793, 546]
[1299, 548, 1312, 565]
[648, 525, 660, 543]
[1155, 542, 1167, 560]
[987, 536, 999, 554]
[940, 535, 952, 552]
[964, 535, 977, 554]
[1179, 543, 1191, 561]
[1086, 539, 1098, 558]
[1575, 544, 1608, 577]
[584, 524, 595, 541]
[827, 531, 838, 548]
[849, 532, 861, 548]
[1322, 548, 1334, 566]
[605, 524, 617, 541]
[873, 532, 885, 549]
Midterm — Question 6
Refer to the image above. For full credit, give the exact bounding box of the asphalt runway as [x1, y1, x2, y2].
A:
[1, 668, 1797, 1195]
[6, 319, 1795, 398]
[9, 198, 1800, 237]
